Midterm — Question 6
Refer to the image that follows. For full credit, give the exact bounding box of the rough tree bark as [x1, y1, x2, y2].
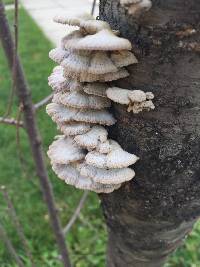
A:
[99, 1, 200, 266]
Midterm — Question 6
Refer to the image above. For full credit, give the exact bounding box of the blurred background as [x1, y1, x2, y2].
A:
[0, 0, 200, 266]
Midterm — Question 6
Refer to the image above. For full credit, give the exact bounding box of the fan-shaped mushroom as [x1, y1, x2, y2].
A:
[80, 164, 135, 184]
[47, 136, 86, 165]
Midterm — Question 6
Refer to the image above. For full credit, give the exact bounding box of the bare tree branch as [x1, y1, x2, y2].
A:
[34, 93, 53, 110]
[91, 0, 97, 15]
[0, 2, 72, 267]
[0, 221, 25, 267]
[63, 191, 89, 235]
[1, 186, 36, 267]
[3, 0, 19, 117]
[0, 116, 23, 127]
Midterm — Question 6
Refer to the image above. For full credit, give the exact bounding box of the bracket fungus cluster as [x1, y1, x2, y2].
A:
[106, 87, 155, 113]
[120, 0, 152, 16]
[46, 14, 154, 193]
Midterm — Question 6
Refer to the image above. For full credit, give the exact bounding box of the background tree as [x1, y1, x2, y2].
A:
[99, 0, 200, 266]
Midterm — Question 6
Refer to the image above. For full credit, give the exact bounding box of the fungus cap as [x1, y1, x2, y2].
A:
[111, 50, 138, 68]
[52, 91, 111, 110]
[85, 142, 139, 169]
[128, 90, 147, 103]
[88, 52, 118, 75]
[48, 67, 83, 93]
[106, 87, 130, 105]
[57, 122, 91, 136]
[74, 126, 108, 150]
[80, 164, 135, 184]
[52, 163, 121, 193]
[80, 20, 111, 34]
[83, 83, 108, 98]
[64, 29, 132, 51]
[49, 48, 69, 64]
[63, 67, 129, 82]
[47, 136, 86, 165]
[53, 13, 94, 26]
[46, 103, 116, 126]
[128, 0, 152, 15]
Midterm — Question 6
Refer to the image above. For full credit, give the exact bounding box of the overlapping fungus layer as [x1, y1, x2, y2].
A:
[46, 14, 140, 193]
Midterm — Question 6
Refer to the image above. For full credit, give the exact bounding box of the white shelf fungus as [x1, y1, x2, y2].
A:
[47, 14, 141, 193]
[47, 136, 86, 164]
[106, 87, 155, 114]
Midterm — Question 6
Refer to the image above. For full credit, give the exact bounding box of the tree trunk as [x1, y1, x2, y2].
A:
[99, 0, 200, 266]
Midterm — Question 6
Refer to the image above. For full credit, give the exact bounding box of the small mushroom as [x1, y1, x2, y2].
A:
[74, 126, 108, 150]
[128, 90, 147, 102]
[128, 0, 152, 16]
[52, 91, 111, 110]
[61, 50, 91, 74]
[85, 140, 139, 169]
[46, 103, 116, 126]
[120, 0, 141, 4]
[83, 83, 108, 98]
[111, 50, 138, 68]
[57, 122, 91, 136]
[106, 87, 155, 113]
[80, 164, 135, 184]
[80, 20, 111, 34]
[48, 66, 83, 92]
[88, 52, 118, 75]
[53, 13, 94, 26]
[106, 87, 130, 105]
[63, 67, 129, 82]
[49, 48, 69, 64]
[64, 29, 132, 51]
[47, 136, 86, 165]
[52, 163, 121, 193]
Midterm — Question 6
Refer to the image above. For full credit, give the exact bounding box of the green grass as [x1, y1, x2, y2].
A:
[0, 7, 200, 267]
[0, 8, 106, 267]
[3, 0, 14, 5]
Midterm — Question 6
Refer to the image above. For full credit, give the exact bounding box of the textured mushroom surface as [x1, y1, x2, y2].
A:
[53, 163, 121, 193]
[106, 87, 155, 113]
[57, 122, 91, 136]
[74, 126, 108, 150]
[46, 103, 116, 125]
[53, 13, 94, 26]
[47, 14, 139, 193]
[80, 164, 135, 184]
[111, 50, 138, 67]
[47, 136, 86, 164]
[64, 29, 132, 51]
[83, 83, 108, 98]
[52, 91, 111, 110]
[127, 0, 152, 15]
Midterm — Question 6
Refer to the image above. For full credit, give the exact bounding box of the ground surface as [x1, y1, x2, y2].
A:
[0, 5, 200, 267]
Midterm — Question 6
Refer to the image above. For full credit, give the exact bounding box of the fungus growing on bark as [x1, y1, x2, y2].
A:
[46, 14, 140, 193]
[52, 91, 111, 110]
[74, 126, 108, 150]
[47, 136, 86, 164]
[53, 13, 94, 26]
[52, 163, 121, 193]
[80, 164, 135, 184]
[106, 87, 155, 113]
[83, 83, 108, 98]
[120, 0, 152, 16]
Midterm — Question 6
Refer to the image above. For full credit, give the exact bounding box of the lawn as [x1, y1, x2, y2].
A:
[3, 0, 14, 5]
[0, 7, 200, 267]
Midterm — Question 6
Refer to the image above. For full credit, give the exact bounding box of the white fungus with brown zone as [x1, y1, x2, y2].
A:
[46, 14, 154, 193]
